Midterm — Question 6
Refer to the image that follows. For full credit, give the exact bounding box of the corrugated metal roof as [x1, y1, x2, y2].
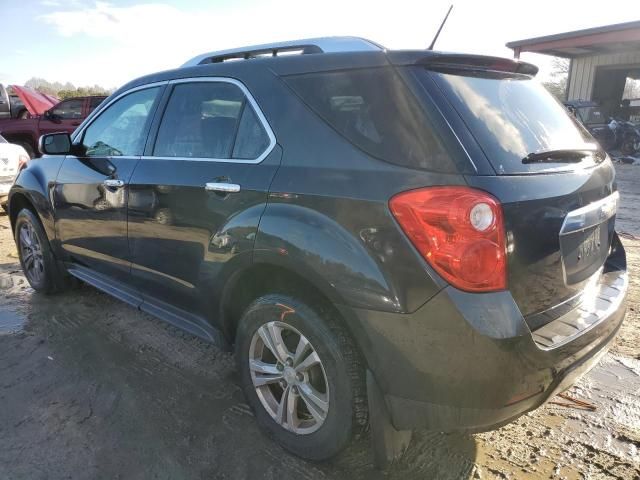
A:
[506, 20, 640, 58]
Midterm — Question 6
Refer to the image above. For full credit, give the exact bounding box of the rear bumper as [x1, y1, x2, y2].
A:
[344, 236, 628, 431]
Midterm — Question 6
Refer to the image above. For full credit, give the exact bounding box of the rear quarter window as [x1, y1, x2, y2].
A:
[284, 67, 455, 173]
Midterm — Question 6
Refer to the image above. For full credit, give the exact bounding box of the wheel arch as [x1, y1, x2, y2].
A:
[8, 166, 58, 242]
[219, 261, 372, 367]
[8, 191, 38, 230]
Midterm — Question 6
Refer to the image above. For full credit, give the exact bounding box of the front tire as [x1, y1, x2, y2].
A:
[14, 208, 69, 293]
[236, 294, 367, 460]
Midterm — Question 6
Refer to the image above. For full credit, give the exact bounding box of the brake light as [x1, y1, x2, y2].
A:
[18, 154, 29, 171]
[389, 186, 506, 292]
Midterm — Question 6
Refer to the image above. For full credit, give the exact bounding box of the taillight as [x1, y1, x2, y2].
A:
[389, 186, 506, 292]
[18, 154, 29, 171]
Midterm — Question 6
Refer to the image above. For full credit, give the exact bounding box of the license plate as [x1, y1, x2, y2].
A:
[578, 226, 601, 260]
[561, 222, 609, 285]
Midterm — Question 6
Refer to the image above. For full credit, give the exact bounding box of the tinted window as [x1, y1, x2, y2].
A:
[52, 99, 83, 119]
[82, 87, 160, 157]
[89, 96, 105, 112]
[154, 82, 270, 160]
[232, 104, 270, 159]
[427, 69, 597, 174]
[284, 67, 452, 172]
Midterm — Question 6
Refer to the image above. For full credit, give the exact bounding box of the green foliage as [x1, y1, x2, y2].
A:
[542, 58, 569, 101]
[23, 77, 113, 99]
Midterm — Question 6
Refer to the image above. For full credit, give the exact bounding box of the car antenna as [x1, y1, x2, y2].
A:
[427, 4, 453, 50]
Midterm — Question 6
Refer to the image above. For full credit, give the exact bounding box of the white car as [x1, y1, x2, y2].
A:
[0, 134, 29, 211]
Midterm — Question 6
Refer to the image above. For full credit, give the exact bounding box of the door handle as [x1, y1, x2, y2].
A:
[205, 182, 241, 193]
[103, 179, 124, 188]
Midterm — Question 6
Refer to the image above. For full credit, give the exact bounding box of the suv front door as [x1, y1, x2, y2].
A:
[40, 98, 86, 135]
[127, 78, 279, 323]
[54, 85, 164, 286]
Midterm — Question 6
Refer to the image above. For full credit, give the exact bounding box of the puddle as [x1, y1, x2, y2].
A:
[560, 355, 640, 464]
[0, 309, 26, 335]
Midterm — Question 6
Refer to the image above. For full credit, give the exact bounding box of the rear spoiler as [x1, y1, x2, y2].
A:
[387, 51, 539, 76]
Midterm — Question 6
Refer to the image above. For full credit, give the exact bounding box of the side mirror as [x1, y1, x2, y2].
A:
[39, 132, 71, 155]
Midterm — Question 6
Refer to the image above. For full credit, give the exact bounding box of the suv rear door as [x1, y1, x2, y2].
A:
[39, 98, 86, 135]
[127, 78, 279, 321]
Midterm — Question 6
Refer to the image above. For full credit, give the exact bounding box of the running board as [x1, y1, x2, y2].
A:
[67, 265, 228, 349]
[67, 266, 142, 309]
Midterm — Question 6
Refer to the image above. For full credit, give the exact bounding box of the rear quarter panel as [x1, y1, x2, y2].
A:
[250, 71, 465, 313]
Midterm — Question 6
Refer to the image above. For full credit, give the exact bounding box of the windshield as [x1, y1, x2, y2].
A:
[427, 69, 599, 174]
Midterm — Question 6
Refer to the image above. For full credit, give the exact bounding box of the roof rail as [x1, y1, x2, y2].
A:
[181, 36, 385, 67]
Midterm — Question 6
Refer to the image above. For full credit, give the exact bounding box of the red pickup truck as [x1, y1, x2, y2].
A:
[0, 85, 106, 158]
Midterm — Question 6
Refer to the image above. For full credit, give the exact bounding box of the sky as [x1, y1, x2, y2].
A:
[1, 0, 639, 89]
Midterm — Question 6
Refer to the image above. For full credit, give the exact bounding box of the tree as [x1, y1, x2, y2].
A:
[542, 58, 569, 101]
[22, 77, 113, 99]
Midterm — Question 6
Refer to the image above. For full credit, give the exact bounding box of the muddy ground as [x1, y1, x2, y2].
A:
[0, 166, 639, 479]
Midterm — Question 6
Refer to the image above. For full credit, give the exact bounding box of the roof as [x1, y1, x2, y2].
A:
[116, 45, 540, 98]
[506, 20, 640, 58]
[182, 36, 384, 67]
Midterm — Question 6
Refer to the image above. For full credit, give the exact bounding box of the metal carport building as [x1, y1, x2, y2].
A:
[506, 21, 640, 113]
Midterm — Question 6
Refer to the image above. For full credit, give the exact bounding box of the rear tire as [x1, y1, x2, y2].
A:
[14, 208, 70, 293]
[235, 294, 367, 460]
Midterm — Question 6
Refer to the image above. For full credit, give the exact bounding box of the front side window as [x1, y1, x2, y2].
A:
[51, 99, 83, 119]
[153, 81, 270, 160]
[81, 87, 160, 157]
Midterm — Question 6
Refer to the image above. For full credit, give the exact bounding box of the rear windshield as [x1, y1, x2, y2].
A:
[284, 67, 455, 173]
[426, 69, 599, 174]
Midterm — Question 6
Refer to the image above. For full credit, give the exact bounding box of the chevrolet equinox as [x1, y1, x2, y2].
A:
[8, 37, 628, 462]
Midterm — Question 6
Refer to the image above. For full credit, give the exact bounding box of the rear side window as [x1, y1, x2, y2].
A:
[89, 96, 105, 112]
[284, 67, 452, 172]
[153, 82, 271, 160]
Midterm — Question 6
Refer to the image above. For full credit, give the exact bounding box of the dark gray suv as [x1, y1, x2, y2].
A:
[8, 37, 628, 463]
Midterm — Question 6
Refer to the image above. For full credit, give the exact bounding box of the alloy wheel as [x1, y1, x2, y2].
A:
[248, 320, 330, 435]
[19, 222, 45, 285]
